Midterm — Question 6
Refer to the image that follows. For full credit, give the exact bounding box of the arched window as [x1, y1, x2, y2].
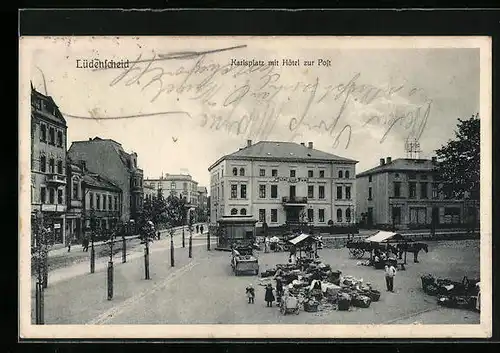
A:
[346, 208, 351, 222]
[345, 170, 350, 179]
[338, 170, 343, 178]
[231, 208, 238, 215]
[337, 208, 343, 222]
[232, 168, 238, 176]
[240, 208, 247, 215]
[239, 168, 245, 176]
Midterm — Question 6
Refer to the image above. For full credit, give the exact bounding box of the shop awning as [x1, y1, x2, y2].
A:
[364, 231, 404, 243]
[289, 233, 317, 245]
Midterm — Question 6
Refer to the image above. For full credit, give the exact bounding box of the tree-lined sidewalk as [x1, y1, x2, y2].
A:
[31, 239, 216, 325]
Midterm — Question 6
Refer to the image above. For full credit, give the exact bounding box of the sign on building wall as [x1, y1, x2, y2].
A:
[271, 177, 309, 183]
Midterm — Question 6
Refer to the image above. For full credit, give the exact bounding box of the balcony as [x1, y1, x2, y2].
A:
[46, 173, 66, 186]
[282, 196, 308, 206]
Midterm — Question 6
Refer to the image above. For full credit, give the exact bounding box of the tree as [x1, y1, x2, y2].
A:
[165, 194, 188, 227]
[142, 194, 168, 227]
[435, 114, 480, 200]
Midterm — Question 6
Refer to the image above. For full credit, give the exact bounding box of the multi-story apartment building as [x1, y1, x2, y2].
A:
[144, 173, 199, 206]
[197, 186, 208, 210]
[208, 140, 358, 233]
[67, 137, 143, 222]
[66, 160, 123, 241]
[31, 85, 68, 245]
[356, 157, 469, 229]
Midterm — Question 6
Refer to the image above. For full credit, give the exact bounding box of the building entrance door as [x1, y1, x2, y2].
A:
[367, 207, 373, 226]
[286, 208, 300, 223]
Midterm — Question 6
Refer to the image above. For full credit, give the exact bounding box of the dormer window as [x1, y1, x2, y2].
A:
[239, 168, 245, 176]
[232, 167, 238, 176]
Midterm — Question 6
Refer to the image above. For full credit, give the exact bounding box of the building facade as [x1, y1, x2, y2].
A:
[82, 171, 122, 235]
[67, 137, 143, 222]
[65, 160, 123, 241]
[208, 140, 358, 232]
[144, 173, 199, 206]
[356, 157, 469, 230]
[31, 86, 68, 245]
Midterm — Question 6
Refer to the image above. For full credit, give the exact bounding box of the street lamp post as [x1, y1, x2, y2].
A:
[107, 229, 114, 300]
[188, 224, 193, 258]
[34, 210, 45, 324]
[170, 231, 175, 267]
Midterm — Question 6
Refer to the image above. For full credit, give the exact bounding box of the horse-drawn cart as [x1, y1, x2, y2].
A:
[231, 245, 259, 276]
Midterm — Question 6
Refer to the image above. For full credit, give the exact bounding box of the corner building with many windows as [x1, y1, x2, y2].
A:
[208, 140, 358, 233]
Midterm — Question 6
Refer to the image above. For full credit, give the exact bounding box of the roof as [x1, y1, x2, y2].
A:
[364, 231, 404, 243]
[289, 233, 319, 245]
[208, 141, 358, 171]
[356, 158, 437, 178]
[218, 216, 258, 224]
[31, 87, 67, 126]
[70, 137, 137, 171]
[83, 173, 121, 192]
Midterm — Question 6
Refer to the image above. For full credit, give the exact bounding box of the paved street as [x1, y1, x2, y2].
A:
[33, 238, 480, 325]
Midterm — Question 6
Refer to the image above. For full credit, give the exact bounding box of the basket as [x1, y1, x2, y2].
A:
[352, 295, 372, 308]
[368, 290, 381, 302]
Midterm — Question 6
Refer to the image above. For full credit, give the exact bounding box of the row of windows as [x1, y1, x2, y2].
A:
[369, 182, 443, 200]
[255, 208, 353, 223]
[89, 192, 119, 211]
[38, 155, 64, 174]
[233, 167, 329, 179]
[40, 187, 64, 204]
[368, 173, 429, 183]
[39, 123, 64, 148]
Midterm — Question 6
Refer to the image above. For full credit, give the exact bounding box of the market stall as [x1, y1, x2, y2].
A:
[259, 257, 381, 314]
[288, 233, 321, 260]
[364, 231, 407, 269]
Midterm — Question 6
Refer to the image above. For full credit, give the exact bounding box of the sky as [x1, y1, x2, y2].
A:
[26, 37, 481, 192]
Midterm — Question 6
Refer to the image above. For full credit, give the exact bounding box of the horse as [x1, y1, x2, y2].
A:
[397, 242, 429, 263]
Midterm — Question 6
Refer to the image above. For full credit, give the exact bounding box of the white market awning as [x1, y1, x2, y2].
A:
[364, 231, 404, 243]
[289, 233, 316, 245]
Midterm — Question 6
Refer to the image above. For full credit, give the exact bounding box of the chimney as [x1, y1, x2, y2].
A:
[386, 157, 392, 164]
[380, 158, 385, 166]
[308, 142, 313, 149]
[247, 139, 252, 147]
[89, 138, 92, 141]
[431, 156, 437, 164]
[300, 142, 305, 147]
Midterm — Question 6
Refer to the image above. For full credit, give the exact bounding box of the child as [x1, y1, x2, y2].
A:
[265, 283, 275, 307]
[246, 284, 255, 304]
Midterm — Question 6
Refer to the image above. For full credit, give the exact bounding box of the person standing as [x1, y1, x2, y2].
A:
[265, 283, 275, 307]
[246, 284, 255, 304]
[276, 278, 284, 303]
[384, 262, 397, 292]
[82, 235, 89, 252]
[264, 236, 270, 253]
[200, 225, 204, 234]
[196, 225, 200, 233]
[289, 244, 297, 264]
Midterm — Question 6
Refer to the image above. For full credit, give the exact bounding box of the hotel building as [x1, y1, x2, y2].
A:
[208, 140, 358, 233]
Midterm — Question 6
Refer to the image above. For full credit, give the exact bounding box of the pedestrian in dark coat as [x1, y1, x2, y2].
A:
[196, 225, 200, 233]
[265, 283, 275, 307]
[82, 236, 89, 252]
[276, 278, 284, 303]
[200, 225, 204, 234]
